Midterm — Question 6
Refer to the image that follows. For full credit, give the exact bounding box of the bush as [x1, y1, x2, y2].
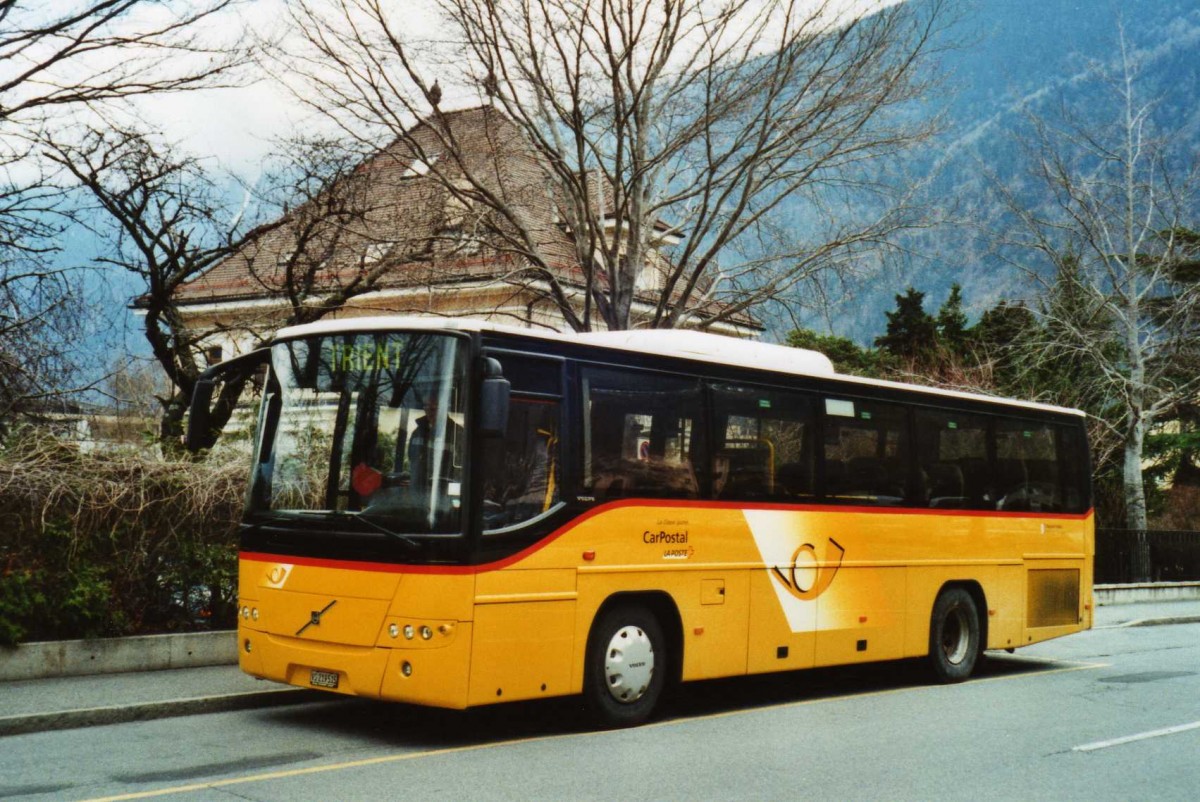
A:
[0, 430, 249, 644]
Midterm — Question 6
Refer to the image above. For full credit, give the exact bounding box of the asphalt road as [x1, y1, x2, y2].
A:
[3, 622, 1198, 801]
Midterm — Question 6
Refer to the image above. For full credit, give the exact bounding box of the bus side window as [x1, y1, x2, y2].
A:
[1058, 424, 1090, 514]
[582, 368, 702, 500]
[822, 398, 909, 506]
[915, 409, 993, 510]
[710, 382, 815, 501]
[995, 420, 1061, 512]
[482, 397, 559, 530]
[481, 353, 562, 531]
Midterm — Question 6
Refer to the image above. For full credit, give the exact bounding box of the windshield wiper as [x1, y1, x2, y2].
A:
[293, 510, 420, 550]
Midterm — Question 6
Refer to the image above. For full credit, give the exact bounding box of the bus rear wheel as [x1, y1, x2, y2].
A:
[583, 604, 666, 728]
[928, 587, 980, 683]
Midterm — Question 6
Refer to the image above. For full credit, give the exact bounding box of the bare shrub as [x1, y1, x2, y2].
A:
[0, 429, 250, 643]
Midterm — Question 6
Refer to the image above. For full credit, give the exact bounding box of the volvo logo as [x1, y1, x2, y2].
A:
[295, 600, 338, 636]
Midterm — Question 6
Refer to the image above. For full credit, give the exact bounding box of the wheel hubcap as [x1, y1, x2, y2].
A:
[941, 605, 970, 665]
[603, 624, 655, 703]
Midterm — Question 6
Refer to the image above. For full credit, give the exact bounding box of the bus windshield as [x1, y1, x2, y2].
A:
[249, 331, 467, 536]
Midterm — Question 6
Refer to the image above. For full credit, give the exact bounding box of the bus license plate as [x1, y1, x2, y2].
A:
[310, 669, 339, 689]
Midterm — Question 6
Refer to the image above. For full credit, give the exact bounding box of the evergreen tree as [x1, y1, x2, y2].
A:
[936, 283, 969, 356]
[786, 329, 885, 377]
[875, 287, 937, 361]
[969, 300, 1038, 394]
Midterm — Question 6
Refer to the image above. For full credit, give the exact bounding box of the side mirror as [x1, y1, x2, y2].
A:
[184, 348, 270, 453]
[479, 357, 510, 437]
[185, 379, 217, 452]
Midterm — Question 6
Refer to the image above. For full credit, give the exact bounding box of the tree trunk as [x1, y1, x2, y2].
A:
[1123, 414, 1151, 581]
[159, 389, 190, 458]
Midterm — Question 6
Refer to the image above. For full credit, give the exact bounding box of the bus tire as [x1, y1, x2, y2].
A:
[583, 604, 666, 728]
[928, 587, 980, 683]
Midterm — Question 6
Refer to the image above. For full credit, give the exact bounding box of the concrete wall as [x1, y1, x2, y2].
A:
[1094, 582, 1200, 605]
[0, 631, 236, 682]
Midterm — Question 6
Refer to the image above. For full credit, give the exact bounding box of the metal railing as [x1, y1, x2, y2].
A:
[1094, 529, 1200, 584]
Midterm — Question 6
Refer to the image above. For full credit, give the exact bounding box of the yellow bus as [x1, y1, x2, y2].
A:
[190, 317, 1093, 726]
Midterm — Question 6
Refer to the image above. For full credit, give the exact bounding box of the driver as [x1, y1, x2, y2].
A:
[406, 394, 464, 487]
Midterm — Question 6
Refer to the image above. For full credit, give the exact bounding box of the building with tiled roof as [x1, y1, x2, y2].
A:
[173, 105, 760, 358]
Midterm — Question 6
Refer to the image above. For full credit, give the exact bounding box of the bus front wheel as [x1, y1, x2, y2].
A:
[928, 587, 980, 683]
[583, 604, 666, 728]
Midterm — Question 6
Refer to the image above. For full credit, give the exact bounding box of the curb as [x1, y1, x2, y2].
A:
[1096, 615, 1200, 630]
[0, 688, 320, 738]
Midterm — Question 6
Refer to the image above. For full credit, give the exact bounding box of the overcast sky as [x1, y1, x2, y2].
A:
[129, 0, 906, 177]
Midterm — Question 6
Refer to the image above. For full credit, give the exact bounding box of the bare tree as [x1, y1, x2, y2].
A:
[46, 127, 430, 452]
[0, 152, 100, 432]
[999, 36, 1200, 551]
[0, 255, 86, 430]
[42, 127, 280, 452]
[270, 0, 949, 332]
[0, 0, 247, 125]
[0, 0, 252, 429]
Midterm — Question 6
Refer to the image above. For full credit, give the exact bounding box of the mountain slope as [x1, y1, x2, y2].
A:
[796, 0, 1200, 341]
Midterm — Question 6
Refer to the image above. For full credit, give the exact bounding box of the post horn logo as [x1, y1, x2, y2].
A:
[771, 537, 845, 601]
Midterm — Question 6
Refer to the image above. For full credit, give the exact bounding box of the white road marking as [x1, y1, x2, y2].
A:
[1073, 720, 1200, 752]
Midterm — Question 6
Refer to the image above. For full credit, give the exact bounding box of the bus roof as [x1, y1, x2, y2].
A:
[272, 316, 1086, 418]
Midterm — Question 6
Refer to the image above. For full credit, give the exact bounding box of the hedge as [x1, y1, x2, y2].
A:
[0, 431, 248, 645]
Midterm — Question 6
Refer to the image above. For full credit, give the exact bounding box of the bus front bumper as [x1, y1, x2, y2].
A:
[238, 622, 474, 709]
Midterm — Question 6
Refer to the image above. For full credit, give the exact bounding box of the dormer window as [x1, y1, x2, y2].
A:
[402, 155, 439, 178]
[363, 241, 392, 264]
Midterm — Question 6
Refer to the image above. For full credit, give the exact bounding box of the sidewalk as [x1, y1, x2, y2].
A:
[4, 599, 1200, 738]
[0, 664, 317, 737]
[1093, 597, 1200, 628]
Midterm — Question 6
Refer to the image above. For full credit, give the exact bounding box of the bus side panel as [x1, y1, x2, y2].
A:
[674, 570, 751, 681]
[469, 601, 576, 705]
[467, 568, 578, 705]
[502, 504, 758, 693]
[1020, 515, 1092, 646]
[746, 569, 817, 674]
[573, 568, 751, 686]
[814, 566, 907, 667]
[988, 564, 1024, 650]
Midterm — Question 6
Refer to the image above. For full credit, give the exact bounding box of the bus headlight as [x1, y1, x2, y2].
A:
[420, 625, 433, 640]
[403, 624, 414, 640]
